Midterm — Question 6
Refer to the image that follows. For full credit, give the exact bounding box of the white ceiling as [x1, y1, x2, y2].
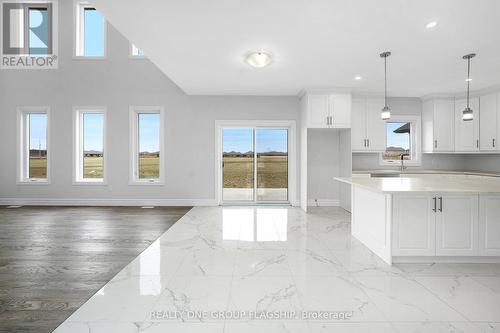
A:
[94, 0, 500, 97]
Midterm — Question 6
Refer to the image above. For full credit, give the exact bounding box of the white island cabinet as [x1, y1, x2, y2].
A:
[335, 176, 500, 264]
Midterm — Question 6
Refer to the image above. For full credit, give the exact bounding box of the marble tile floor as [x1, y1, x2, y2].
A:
[53, 206, 500, 333]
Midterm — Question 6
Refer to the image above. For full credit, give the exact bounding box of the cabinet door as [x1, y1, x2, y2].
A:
[307, 94, 330, 128]
[392, 194, 436, 256]
[434, 100, 455, 152]
[479, 93, 498, 151]
[479, 195, 500, 256]
[365, 98, 387, 151]
[351, 99, 367, 151]
[435, 194, 479, 256]
[330, 94, 351, 128]
[455, 98, 480, 151]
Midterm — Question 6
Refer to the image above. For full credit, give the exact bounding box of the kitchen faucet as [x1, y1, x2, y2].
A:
[400, 153, 410, 172]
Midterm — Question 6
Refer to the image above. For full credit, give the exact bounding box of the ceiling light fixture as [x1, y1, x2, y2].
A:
[354, 76, 362, 80]
[380, 51, 392, 120]
[426, 21, 438, 29]
[245, 51, 273, 68]
[462, 53, 476, 121]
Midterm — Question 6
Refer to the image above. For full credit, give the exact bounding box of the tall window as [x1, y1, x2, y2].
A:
[74, 108, 106, 183]
[3, 3, 53, 55]
[130, 44, 145, 57]
[130, 107, 164, 184]
[380, 116, 421, 165]
[75, 1, 105, 57]
[18, 108, 49, 183]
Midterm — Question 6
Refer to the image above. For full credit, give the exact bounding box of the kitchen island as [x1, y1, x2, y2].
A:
[335, 175, 500, 264]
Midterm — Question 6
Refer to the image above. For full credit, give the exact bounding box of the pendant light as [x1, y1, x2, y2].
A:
[462, 53, 476, 121]
[380, 51, 392, 120]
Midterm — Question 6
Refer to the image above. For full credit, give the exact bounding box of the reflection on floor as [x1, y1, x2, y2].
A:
[54, 206, 500, 333]
[222, 188, 288, 201]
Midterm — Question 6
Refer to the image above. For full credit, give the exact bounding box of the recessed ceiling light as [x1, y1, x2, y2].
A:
[354, 76, 362, 81]
[245, 51, 273, 68]
[426, 21, 438, 29]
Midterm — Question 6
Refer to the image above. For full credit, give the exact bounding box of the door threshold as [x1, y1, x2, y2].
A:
[221, 202, 291, 206]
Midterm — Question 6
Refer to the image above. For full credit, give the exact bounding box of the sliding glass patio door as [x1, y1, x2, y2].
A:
[222, 127, 288, 203]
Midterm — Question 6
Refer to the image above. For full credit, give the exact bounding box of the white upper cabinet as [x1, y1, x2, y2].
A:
[302, 92, 351, 129]
[422, 99, 455, 152]
[351, 98, 386, 152]
[479, 93, 498, 151]
[455, 97, 480, 152]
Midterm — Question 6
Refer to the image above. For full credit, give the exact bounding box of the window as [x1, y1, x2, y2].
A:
[17, 107, 50, 183]
[74, 108, 106, 183]
[3, 3, 53, 55]
[130, 44, 145, 57]
[380, 115, 421, 166]
[75, 1, 106, 57]
[129, 107, 164, 184]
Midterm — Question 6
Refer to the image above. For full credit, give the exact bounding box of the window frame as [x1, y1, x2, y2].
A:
[16, 106, 51, 184]
[129, 43, 146, 59]
[379, 115, 422, 167]
[73, 107, 107, 185]
[73, 0, 107, 59]
[129, 106, 165, 185]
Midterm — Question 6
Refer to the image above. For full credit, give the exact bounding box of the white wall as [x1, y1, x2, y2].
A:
[307, 129, 341, 205]
[0, 0, 300, 205]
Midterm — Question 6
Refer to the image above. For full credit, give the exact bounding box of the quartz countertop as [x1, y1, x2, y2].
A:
[334, 176, 500, 194]
[352, 169, 500, 177]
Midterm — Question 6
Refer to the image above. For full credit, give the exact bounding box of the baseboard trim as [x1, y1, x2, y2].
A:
[307, 199, 340, 207]
[0, 198, 218, 207]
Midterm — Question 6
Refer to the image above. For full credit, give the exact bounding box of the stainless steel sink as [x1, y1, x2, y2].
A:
[370, 172, 401, 178]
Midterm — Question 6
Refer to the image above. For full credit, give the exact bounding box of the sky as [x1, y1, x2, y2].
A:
[84, 9, 105, 56]
[29, 9, 48, 54]
[29, 114, 47, 150]
[83, 113, 104, 151]
[139, 114, 160, 152]
[386, 122, 410, 149]
[223, 129, 288, 153]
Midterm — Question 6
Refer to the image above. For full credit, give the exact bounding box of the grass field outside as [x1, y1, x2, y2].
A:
[29, 157, 47, 178]
[223, 156, 288, 189]
[83, 157, 103, 178]
[139, 155, 160, 179]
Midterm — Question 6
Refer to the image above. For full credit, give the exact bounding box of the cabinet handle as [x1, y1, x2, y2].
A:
[493, 138, 496, 148]
[367, 139, 370, 147]
[434, 140, 437, 149]
[432, 197, 437, 212]
[438, 197, 443, 212]
[477, 140, 479, 148]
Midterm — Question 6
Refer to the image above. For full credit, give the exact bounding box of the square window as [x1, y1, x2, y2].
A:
[75, 2, 106, 57]
[379, 116, 421, 166]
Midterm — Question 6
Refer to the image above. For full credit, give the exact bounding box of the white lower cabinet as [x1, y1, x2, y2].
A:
[393, 193, 479, 257]
[392, 195, 435, 256]
[435, 194, 479, 256]
[479, 194, 500, 255]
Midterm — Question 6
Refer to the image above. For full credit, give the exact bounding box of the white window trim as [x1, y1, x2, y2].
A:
[72, 107, 107, 185]
[73, 0, 107, 59]
[129, 43, 146, 59]
[16, 106, 51, 185]
[129, 106, 165, 185]
[214, 120, 297, 205]
[379, 115, 422, 167]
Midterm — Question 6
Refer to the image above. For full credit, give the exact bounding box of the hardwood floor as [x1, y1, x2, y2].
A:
[0, 206, 191, 333]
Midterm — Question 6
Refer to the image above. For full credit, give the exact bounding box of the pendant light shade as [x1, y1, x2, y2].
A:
[380, 51, 391, 120]
[462, 53, 476, 121]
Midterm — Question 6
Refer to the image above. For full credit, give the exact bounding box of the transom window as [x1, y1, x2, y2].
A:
[380, 115, 421, 166]
[74, 108, 106, 183]
[75, 1, 106, 57]
[17, 107, 50, 183]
